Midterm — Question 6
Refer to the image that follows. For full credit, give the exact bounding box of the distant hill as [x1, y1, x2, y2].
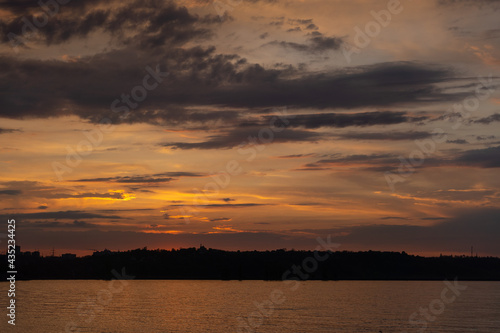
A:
[2, 247, 500, 281]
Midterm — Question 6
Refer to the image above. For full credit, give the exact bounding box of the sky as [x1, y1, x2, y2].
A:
[0, 0, 499, 257]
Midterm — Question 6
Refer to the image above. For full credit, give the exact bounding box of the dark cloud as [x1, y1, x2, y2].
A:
[73, 172, 205, 183]
[62, 192, 127, 199]
[256, 111, 425, 130]
[276, 153, 315, 159]
[476, 135, 496, 141]
[307, 35, 343, 51]
[0, 0, 217, 48]
[22, 220, 98, 229]
[0, 189, 22, 195]
[446, 139, 469, 144]
[337, 131, 433, 141]
[437, 0, 500, 7]
[221, 198, 235, 202]
[0, 128, 21, 134]
[305, 23, 318, 30]
[287, 19, 313, 25]
[1, 210, 122, 220]
[203, 62, 461, 110]
[0, 0, 110, 15]
[301, 153, 397, 170]
[162, 127, 321, 150]
[170, 203, 269, 208]
[300, 144, 500, 171]
[265, 34, 343, 53]
[456, 145, 500, 168]
[473, 113, 500, 124]
[0, 53, 463, 125]
[38, 205, 48, 209]
[210, 217, 232, 222]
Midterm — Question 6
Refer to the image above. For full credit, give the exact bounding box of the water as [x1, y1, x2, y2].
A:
[1, 280, 499, 332]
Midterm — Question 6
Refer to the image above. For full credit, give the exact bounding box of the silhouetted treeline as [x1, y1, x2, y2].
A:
[2, 247, 500, 281]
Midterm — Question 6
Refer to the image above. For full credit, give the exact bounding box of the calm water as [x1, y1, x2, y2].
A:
[1, 280, 499, 332]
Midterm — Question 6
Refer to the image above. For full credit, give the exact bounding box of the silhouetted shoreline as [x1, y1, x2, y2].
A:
[2, 246, 500, 281]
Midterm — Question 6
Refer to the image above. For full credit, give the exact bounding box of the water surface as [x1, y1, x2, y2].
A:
[1, 280, 499, 332]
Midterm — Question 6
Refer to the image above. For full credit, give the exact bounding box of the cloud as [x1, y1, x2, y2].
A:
[337, 131, 433, 141]
[437, 0, 500, 7]
[455, 145, 500, 168]
[0, 46, 464, 126]
[62, 192, 127, 199]
[476, 135, 496, 141]
[276, 153, 315, 159]
[73, 172, 205, 183]
[473, 113, 500, 124]
[170, 203, 269, 208]
[0, 0, 218, 48]
[0, 128, 21, 134]
[300, 153, 397, 170]
[1, 210, 122, 220]
[305, 23, 318, 30]
[265, 34, 343, 53]
[210, 217, 232, 222]
[446, 139, 469, 144]
[162, 127, 321, 149]
[332, 208, 500, 255]
[12, 208, 500, 256]
[0, 190, 22, 195]
[22, 220, 98, 229]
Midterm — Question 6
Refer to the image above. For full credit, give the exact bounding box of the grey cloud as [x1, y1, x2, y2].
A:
[446, 139, 469, 144]
[258, 111, 425, 129]
[299, 153, 400, 171]
[210, 217, 232, 222]
[1, 0, 218, 48]
[0, 128, 21, 134]
[473, 113, 500, 124]
[74, 172, 205, 183]
[265, 35, 343, 53]
[0, 55, 465, 125]
[1, 210, 122, 220]
[337, 131, 433, 141]
[276, 153, 315, 159]
[0, 189, 22, 195]
[456, 145, 500, 167]
[162, 127, 321, 150]
[476, 135, 496, 141]
[437, 0, 500, 7]
[170, 203, 269, 208]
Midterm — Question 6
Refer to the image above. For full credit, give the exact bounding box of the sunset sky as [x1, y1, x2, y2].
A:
[1, 0, 499, 257]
